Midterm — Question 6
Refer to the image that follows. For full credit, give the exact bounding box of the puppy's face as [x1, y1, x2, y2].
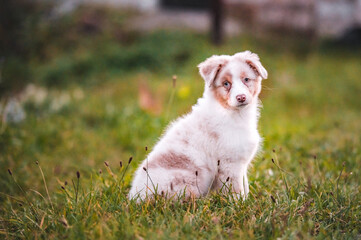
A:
[198, 51, 268, 110]
[212, 60, 260, 109]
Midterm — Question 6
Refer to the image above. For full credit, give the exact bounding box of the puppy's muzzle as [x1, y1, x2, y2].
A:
[236, 94, 246, 103]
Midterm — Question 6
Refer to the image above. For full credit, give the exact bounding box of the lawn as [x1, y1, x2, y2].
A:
[0, 6, 361, 239]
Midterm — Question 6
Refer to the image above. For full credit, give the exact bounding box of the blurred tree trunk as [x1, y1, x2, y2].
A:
[211, 0, 223, 45]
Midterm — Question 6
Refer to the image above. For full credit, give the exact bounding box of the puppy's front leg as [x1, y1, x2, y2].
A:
[216, 162, 246, 198]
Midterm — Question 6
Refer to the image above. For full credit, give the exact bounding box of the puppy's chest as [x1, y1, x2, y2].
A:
[216, 127, 260, 160]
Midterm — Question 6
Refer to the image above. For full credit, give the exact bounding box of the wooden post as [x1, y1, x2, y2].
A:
[211, 0, 223, 45]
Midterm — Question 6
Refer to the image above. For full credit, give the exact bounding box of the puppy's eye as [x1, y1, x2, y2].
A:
[244, 78, 249, 82]
[223, 81, 231, 90]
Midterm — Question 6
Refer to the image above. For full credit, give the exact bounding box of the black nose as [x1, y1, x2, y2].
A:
[236, 94, 246, 103]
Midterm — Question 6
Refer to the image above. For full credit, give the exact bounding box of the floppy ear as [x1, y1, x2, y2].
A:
[198, 55, 230, 86]
[234, 51, 268, 79]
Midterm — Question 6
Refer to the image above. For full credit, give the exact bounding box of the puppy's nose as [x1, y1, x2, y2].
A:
[236, 94, 246, 103]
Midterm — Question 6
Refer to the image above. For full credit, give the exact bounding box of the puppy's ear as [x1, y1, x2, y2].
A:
[198, 55, 230, 85]
[234, 51, 268, 79]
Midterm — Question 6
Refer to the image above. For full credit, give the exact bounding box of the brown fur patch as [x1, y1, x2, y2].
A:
[246, 60, 260, 76]
[209, 131, 219, 140]
[213, 86, 229, 108]
[240, 70, 260, 97]
[198, 121, 219, 140]
[211, 64, 223, 85]
[252, 81, 260, 97]
[240, 72, 247, 79]
[149, 152, 195, 170]
[222, 72, 232, 84]
[200, 57, 229, 86]
[211, 71, 232, 109]
[173, 176, 196, 186]
[182, 138, 189, 145]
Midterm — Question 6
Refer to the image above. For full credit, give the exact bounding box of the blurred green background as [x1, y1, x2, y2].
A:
[0, 1, 360, 239]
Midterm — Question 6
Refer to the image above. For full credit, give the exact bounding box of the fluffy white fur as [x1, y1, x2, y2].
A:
[129, 51, 268, 200]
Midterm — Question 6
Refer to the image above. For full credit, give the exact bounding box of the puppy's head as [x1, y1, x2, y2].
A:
[198, 51, 267, 110]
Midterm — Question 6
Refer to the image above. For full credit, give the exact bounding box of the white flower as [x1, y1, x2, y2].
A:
[50, 92, 71, 112]
[3, 98, 26, 123]
[22, 84, 48, 105]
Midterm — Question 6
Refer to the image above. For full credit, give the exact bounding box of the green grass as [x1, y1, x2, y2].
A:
[1, 7, 361, 239]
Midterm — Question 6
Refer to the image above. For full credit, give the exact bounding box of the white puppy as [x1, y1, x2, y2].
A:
[129, 51, 267, 200]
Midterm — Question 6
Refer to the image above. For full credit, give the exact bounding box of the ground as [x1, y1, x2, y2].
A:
[0, 6, 360, 239]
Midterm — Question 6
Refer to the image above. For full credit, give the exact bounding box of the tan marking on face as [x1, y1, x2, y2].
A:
[240, 72, 246, 79]
[222, 72, 232, 83]
[211, 71, 232, 109]
[213, 88, 229, 109]
[252, 81, 260, 97]
[149, 152, 195, 170]
[240, 69, 261, 97]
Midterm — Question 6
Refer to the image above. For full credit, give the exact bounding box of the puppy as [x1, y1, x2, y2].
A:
[129, 51, 267, 200]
